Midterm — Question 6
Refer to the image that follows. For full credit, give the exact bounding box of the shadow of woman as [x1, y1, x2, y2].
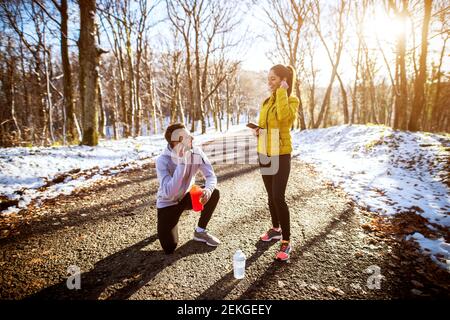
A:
[27, 234, 216, 300]
[195, 240, 277, 300]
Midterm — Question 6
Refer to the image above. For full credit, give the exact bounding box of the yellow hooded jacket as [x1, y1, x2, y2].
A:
[257, 87, 299, 156]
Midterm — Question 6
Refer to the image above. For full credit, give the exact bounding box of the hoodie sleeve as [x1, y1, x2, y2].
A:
[156, 155, 188, 200]
[197, 149, 217, 194]
[275, 87, 299, 122]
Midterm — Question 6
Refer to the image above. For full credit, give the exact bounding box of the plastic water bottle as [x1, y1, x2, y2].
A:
[233, 249, 246, 279]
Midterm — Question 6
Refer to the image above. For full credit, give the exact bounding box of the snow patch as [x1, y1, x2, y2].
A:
[406, 232, 450, 271]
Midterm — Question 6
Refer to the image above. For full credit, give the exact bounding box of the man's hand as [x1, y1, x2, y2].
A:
[200, 188, 212, 205]
[172, 129, 194, 158]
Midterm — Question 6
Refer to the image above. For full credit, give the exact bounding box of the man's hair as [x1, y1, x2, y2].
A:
[164, 122, 186, 148]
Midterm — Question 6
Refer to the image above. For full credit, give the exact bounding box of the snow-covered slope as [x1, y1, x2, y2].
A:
[291, 124, 449, 270]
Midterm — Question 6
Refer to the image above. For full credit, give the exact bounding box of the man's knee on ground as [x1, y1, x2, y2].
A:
[163, 243, 177, 254]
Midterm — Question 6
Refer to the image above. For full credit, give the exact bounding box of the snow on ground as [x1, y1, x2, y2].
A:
[292, 124, 449, 270]
[0, 124, 247, 216]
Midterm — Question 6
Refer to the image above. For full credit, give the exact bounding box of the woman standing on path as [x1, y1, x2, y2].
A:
[253, 64, 299, 261]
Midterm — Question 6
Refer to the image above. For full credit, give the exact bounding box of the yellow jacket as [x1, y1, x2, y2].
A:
[257, 87, 299, 156]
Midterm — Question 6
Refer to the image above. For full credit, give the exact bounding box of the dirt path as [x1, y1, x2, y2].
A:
[1, 134, 449, 300]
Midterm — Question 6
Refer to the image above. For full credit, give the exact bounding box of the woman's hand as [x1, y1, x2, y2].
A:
[280, 80, 289, 89]
[253, 127, 261, 137]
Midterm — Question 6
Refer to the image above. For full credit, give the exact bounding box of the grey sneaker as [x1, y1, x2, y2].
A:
[193, 230, 221, 246]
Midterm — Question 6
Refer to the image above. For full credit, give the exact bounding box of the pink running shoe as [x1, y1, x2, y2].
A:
[275, 240, 292, 261]
[260, 227, 282, 242]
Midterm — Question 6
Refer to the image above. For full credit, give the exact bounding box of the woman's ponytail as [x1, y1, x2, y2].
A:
[285, 65, 296, 97]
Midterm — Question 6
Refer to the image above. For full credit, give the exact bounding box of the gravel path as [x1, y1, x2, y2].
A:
[1, 136, 449, 300]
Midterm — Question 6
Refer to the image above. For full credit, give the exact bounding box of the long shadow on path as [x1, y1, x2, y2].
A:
[28, 234, 216, 300]
[237, 205, 354, 299]
[193, 204, 354, 300]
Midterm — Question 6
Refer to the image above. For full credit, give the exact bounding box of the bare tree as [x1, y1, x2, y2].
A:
[408, 0, 432, 131]
[167, 0, 243, 133]
[0, 1, 54, 144]
[429, 2, 448, 131]
[160, 28, 185, 124]
[389, 0, 409, 130]
[33, 0, 80, 144]
[0, 37, 21, 146]
[349, 0, 366, 124]
[298, 24, 320, 128]
[79, 0, 105, 146]
[166, 0, 196, 131]
[310, 0, 348, 128]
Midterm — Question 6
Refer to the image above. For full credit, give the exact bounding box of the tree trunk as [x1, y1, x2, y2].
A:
[19, 44, 31, 141]
[295, 83, 306, 130]
[226, 78, 230, 131]
[60, 0, 78, 144]
[43, 43, 55, 143]
[177, 89, 185, 124]
[150, 79, 158, 134]
[314, 76, 335, 128]
[0, 53, 21, 147]
[135, 48, 142, 137]
[393, 1, 408, 130]
[194, 33, 206, 134]
[431, 36, 447, 131]
[408, 0, 432, 131]
[98, 77, 106, 138]
[79, 0, 100, 146]
[336, 73, 349, 124]
[125, 28, 136, 137]
[308, 86, 316, 129]
[111, 68, 119, 139]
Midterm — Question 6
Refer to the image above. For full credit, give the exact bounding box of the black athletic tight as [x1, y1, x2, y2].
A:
[260, 154, 292, 241]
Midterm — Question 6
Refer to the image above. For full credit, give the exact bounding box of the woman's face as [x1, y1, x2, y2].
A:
[267, 69, 284, 93]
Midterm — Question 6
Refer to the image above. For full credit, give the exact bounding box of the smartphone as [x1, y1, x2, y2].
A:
[246, 122, 260, 130]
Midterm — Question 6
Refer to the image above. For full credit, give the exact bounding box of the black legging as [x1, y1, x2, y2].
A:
[157, 188, 220, 254]
[260, 154, 291, 241]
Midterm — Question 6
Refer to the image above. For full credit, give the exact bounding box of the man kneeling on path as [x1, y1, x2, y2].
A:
[156, 123, 221, 254]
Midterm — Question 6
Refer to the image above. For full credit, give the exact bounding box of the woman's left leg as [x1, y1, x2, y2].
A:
[271, 154, 291, 241]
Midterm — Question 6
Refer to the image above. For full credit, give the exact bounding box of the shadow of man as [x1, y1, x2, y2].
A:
[28, 234, 216, 300]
